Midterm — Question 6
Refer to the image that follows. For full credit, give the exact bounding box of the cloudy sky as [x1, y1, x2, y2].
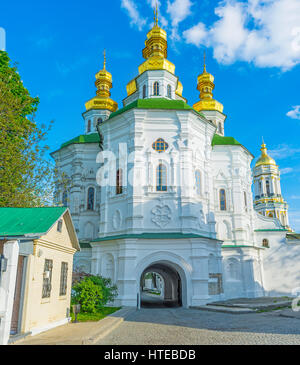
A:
[1, 0, 300, 229]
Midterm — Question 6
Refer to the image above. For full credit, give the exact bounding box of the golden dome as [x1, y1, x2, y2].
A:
[85, 50, 118, 112]
[255, 142, 276, 167]
[193, 53, 223, 113]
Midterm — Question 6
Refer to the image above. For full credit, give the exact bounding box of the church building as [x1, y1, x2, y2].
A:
[51, 13, 300, 307]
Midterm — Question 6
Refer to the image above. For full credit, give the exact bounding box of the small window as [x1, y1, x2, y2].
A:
[57, 219, 63, 232]
[42, 259, 53, 298]
[152, 138, 168, 153]
[262, 239, 269, 248]
[62, 191, 68, 206]
[244, 191, 247, 210]
[195, 170, 201, 195]
[59, 262, 68, 296]
[87, 120, 91, 133]
[153, 82, 159, 96]
[219, 189, 226, 211]
[143, 84, 147, 99]
[167, 84, 171, 98]
[156, 163, 167, 192]
[116, 168, 123, 195]
[218, 122, 223, 134]
[87, 187, 95, 210]
[266, 180, 270, 196]
[97, 117, 103, 124]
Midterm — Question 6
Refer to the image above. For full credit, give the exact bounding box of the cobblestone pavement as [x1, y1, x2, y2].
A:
[96, 307, 300, 345]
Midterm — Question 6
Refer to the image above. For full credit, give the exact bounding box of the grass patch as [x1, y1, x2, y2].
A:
[71, 307, 121, 322]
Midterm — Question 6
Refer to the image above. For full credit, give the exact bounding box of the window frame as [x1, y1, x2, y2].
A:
[116, 168, 123, 195]
[87, 187, 95, 210]
[219, 189, 227, 211]
[59, 262, 68, 296]
[42, 259, 53, 299]
[153, 81, 159, 96]
[156, 163, 167, 192]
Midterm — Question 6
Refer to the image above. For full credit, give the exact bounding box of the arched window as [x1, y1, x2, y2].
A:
[167, 84, 171, 98]
[156, 164, 167, 191]
[62, 191, 68, 206]
[266, 180, 270, 196]
[259, 181, 262, 194]
[219, 189, 226, 211]
[228, 259, 240, 280]
[244, 191, 248, 211]
[87, 187, 95, 210]
[143, 84, 147, 99]
[116, 169, 123, 195]
[87, 120, 91, 133]
[195, 170, 201, 195]
[218, 122, 223, 134]
[262, 239, 269, 248]
[153, 82, 159, 96]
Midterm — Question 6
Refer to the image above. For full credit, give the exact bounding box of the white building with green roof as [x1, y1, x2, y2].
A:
[51, 19, 300, 308]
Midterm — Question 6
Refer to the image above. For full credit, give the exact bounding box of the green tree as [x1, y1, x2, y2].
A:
[0, 50, 57, 206]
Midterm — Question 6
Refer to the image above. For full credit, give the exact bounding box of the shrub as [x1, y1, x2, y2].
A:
[71, 275, 118, 313]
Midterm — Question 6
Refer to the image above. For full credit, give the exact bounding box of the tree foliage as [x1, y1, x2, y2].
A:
[71, 275, 118, 313]
[0, 50, 56, 206]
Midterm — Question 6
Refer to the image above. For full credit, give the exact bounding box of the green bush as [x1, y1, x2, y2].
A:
[71, 275, 118, 313]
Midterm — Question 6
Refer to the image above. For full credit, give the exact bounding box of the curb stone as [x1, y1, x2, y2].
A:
[81, 307, 136, 345]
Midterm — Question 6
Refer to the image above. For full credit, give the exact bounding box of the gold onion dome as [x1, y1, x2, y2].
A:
[193, 52, 223, 113]
[85, 50, 118, 112]
[255, 142, 277, 167]
[126, 6, 182, 97]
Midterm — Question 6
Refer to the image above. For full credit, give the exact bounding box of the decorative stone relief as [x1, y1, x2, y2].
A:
[112, 209, 122, 230]
[151, 199, 172, 228]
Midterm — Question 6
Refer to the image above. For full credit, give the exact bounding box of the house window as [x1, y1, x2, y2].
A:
[42, 259, 53, 298]
[143, 84, 147, 99]
[262, 239, 269, 248]
[219, 189, 226, 211]
[116, 168, 123, 195]
[156, 163, 167, 191]
[62, 191, 68, 206]
[153, 82, 159, 96]
[59, 262, 68, 296]
[87, 187, 95, 210]
[152, 138, 168, 153]
[167, 84, 171, 98]
[195, 170, 201, 195]
[87, 120, 91, 133]
[57, 219, 63, 232]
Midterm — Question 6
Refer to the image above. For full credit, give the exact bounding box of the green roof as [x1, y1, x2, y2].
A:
[60, 132, 100, 149]
[0, 207, 67, 237]
[212, 134, 254, 157]
[109, 98, 205, 120]
[212, 134, 242, 146]
[91, 232, 218, 243]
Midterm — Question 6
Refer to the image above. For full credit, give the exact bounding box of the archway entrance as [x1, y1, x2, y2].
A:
[140, 262, 182, 308]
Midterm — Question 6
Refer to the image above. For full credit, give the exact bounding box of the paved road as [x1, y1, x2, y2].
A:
[96, 307, 300, 345]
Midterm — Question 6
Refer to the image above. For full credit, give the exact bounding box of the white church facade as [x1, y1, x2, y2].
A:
[51, 16, 300, 308]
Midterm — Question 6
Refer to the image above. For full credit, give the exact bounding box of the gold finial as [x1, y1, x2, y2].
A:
[153, 3, 158, 27]
[203, 50, 206, 72]
[103, 49, 106, 70]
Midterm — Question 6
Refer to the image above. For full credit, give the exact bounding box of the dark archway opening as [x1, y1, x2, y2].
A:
[140, 263, 182, 308]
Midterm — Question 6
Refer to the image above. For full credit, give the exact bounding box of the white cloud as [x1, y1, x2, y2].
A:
[121, 0, 146, 31]
[280, 167, 293, 175]
[182, 0, 300, 70]
[287, 106, 300, 120]
[268, 144, 300, 159]
[183, 22, 207, 47]
[167, 0, 193, 39]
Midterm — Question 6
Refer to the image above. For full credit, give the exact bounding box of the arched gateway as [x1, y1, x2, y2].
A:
[136, 253, 191, 308]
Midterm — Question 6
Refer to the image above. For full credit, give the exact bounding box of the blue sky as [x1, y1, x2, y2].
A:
[1, 0, 300, 229]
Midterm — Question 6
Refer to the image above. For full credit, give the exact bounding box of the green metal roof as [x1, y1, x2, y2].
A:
[109, 98, 205, 120]
[0, 207, 67, 237]
[91, 232, 217, 243]
[212, 134, 254, 157]
[60, 132, 100, 149]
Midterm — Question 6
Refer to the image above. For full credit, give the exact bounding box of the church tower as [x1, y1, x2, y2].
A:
[193, 54, 226, 136]
[253, 141, 290, 229]
[83, 50, 118, 134]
